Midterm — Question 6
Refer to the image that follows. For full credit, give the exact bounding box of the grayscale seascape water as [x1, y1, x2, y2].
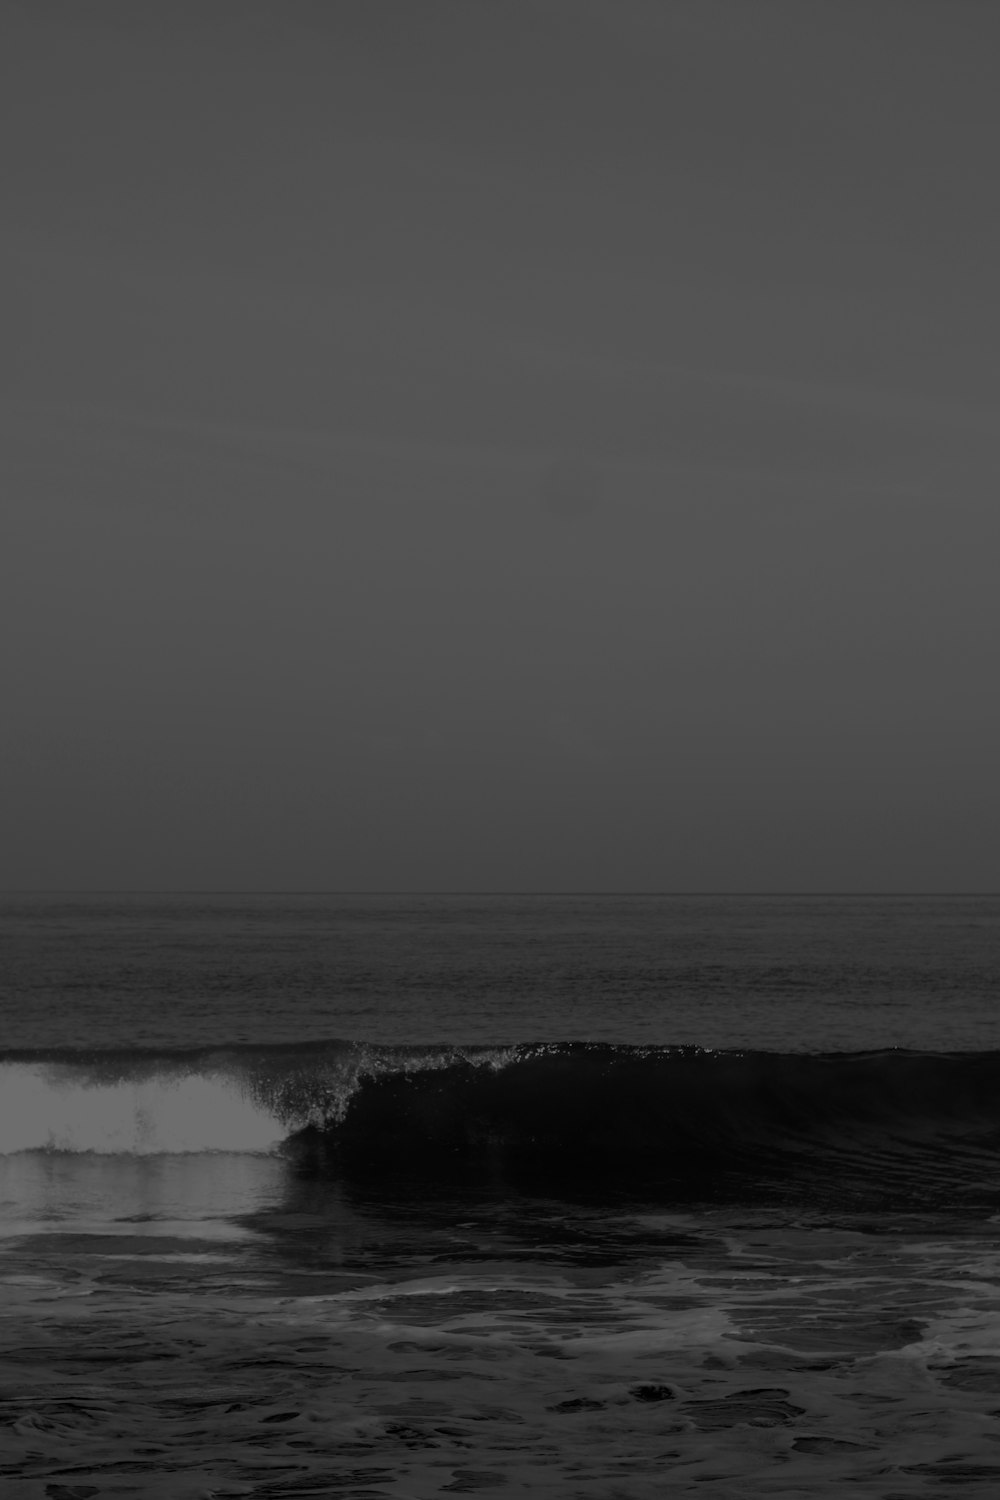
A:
[4, 892, 1000, 1497]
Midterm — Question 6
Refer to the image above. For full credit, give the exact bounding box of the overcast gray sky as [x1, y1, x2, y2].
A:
[3, 0, 998, 891]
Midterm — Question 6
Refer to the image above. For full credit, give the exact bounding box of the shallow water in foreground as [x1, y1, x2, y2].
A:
[6, 1151, 1000, 1498]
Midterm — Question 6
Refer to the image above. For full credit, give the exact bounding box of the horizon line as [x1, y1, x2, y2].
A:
[3, 889, 999, 899]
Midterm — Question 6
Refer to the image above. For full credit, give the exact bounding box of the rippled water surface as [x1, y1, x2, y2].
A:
[4, 891, 1000, 1050]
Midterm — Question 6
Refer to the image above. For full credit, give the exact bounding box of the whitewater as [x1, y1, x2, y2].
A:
[4, 892, 1000, 1496]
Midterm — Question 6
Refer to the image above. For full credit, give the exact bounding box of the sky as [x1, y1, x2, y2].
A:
[3, 0, 999, 892]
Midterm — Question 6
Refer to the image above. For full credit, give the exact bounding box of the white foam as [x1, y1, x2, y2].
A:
[0, 1063, 285, 1154]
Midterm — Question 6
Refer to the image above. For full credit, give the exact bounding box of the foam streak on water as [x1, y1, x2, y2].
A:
[7, 1201, 1000, 1496]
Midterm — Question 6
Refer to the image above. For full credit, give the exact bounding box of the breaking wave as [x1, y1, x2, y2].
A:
[0, 1042, 512, 1156]
[4, 1042, 1000, 1206]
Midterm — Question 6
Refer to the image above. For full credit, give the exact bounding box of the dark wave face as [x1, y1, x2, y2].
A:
[4, 1042, 1000, 1211]
[294, 1045, 1000, 1211]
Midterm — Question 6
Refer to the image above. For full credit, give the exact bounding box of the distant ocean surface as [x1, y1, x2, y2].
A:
[4, 893, 1000, 1497]
[5, 890, 1000, 1051]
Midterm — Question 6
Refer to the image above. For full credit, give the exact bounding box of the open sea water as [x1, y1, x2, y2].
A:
[3, 892, 1000, 1497]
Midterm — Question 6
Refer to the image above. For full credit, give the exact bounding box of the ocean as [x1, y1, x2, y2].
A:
[3, 892, 1000, 1497]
